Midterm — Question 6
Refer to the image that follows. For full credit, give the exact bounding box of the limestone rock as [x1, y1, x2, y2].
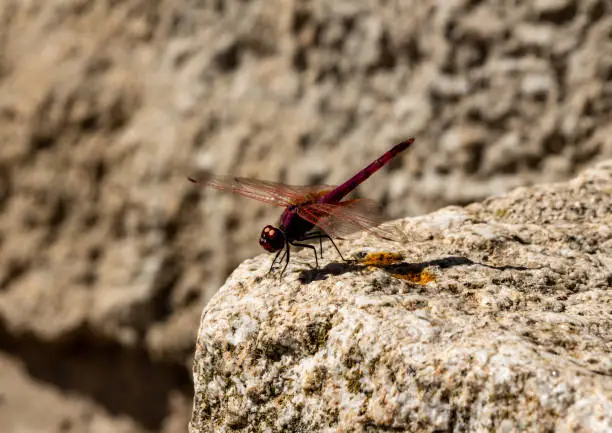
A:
[190, 161, 612, 432]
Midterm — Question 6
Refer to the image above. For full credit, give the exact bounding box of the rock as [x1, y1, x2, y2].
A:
[190, 161, 612, 432]
[1, 0, 612, 432]
[534, 0, 577, 22]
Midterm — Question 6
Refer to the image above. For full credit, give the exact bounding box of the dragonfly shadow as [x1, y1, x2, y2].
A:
[297, 261, 363, 283]
[298, 253, 538, 284]
[402, 256, 536, 272]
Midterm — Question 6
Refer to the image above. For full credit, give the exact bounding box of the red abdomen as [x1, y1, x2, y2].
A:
[319, 139, 414, 204]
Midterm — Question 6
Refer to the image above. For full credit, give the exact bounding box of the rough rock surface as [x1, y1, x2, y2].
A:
[190, 160, 612, 432]
[1, 0, 612, 432]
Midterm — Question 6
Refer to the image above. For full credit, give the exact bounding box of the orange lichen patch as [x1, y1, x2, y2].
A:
[391, 269, 436, 285]
[360, 252, 404, 266]
[358, 252, 435, 284]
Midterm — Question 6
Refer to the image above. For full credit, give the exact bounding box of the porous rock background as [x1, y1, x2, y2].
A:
[0, 0, 610, 432]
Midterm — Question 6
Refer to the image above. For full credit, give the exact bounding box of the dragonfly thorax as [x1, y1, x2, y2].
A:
[259, 225, 285, 252]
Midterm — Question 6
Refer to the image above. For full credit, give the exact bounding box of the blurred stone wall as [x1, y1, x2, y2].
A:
[0, 0, 610, 432]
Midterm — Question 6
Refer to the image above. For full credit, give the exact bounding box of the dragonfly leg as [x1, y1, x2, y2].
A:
[301, 234, 346, 262]
[290, 241, 319, 269]
[269, 248, 286, 274]
[279, 242, 290, 277]
[325, 235, 346, 262]
[301, 233, 325, 257]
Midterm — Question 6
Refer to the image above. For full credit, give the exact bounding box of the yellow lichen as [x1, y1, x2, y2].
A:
[391, 269, 436, 285]
[358, 252, 436, 284]
[360, 252, 404, 266]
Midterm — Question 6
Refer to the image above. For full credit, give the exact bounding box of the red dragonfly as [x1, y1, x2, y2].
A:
[189, 138, 415, 276]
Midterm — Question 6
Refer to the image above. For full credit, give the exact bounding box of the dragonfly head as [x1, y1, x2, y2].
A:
[259, 225, 285, 252]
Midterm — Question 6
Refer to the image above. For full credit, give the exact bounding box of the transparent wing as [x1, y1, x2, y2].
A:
[188, 175, 335, 207]
[297, 199, 406, 242]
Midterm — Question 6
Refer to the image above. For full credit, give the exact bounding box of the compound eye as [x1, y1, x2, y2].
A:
[259, 225, 284, 252]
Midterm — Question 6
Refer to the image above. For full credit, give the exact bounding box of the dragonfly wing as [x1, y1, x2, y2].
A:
[297, 199, 406, 242]
[188, 175, 336, 207]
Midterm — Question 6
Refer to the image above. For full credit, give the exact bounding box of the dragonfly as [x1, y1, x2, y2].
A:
[189, 138, 415, 276]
